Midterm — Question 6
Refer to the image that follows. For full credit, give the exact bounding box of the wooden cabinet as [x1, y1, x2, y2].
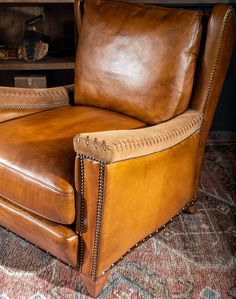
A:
[0, 0, 75, 87]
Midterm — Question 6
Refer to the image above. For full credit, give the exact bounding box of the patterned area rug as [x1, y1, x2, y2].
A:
[0, 142, 235, 299]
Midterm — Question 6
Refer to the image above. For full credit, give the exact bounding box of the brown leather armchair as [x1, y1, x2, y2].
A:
[0, 0, 235, 297]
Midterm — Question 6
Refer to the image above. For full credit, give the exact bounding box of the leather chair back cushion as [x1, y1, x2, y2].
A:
[74, 0, 202, 125]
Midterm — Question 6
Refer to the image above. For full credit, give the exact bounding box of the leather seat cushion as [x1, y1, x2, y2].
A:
[0, 106, 146, 224]
[75, 0, 202, 124]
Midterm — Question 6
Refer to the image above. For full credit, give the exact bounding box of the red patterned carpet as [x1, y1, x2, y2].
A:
[0, 139, 235, 298]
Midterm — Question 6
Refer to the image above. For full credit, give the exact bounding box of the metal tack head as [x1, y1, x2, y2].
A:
[86, 136, 89, 145]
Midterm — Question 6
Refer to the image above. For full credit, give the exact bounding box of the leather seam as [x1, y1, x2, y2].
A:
[110, 129, 201, 164]
[0, 161, 74, 197]
[0, 86, 69, 99]
[202, 7, 234, 111]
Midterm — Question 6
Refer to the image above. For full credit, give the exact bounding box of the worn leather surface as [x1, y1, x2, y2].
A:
[0, 109, 49, 123]
[74, 109, 202, 163]
[0, 106, 145, 224]
[97, 133, 200, 274]
[75, 0, 202, 124]
[0, 196, 79, 266]
[190, 4, 236, 199]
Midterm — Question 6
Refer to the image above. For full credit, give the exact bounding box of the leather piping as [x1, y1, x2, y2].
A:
[0, 161, 74, 197]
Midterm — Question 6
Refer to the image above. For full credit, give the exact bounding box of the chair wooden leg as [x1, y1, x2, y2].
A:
[185, 203, 197, 214]
[80, 269, 111, 298]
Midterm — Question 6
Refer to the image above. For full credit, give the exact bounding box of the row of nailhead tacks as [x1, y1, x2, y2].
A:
[76, 153, 197, 279]
[95, 199, 196, 278]
[2, 151, 196, 282]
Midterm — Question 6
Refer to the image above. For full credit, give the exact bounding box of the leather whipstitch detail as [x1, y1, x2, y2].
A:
[91, 161, 106, 279]
[0, 87, 68, 99]
[79, 113, 202, 153]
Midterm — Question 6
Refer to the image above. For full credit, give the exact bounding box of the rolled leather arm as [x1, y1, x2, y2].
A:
[0, 85, 73, 109]
[74, 109, 203, 163]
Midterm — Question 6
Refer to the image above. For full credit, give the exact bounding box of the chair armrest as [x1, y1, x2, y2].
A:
[73, 109, 203, 163]
[0, 85, 73, 109]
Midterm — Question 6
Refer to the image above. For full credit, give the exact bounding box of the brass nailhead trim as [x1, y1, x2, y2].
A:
[76, 114, 203, 154]
[91, 161, 106, 279]
[78, 154, 85, 273]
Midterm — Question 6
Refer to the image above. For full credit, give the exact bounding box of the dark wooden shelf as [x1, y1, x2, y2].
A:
[0, 56, 75, 71]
